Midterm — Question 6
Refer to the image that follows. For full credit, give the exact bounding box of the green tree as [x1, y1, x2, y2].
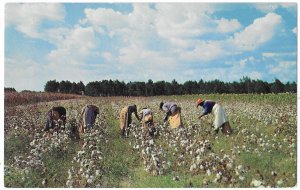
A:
[44, 80, 59, 92]
[271, 78, 284, 93]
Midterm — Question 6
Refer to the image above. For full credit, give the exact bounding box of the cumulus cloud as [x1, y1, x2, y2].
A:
[179, 40, 226, 61]
[5, 3, 65, 38]
[216, 18, 242, 33]
[4, 3, 296, 91]
[82, 7, 128, 35]
[154, 3, 215, 39]
[229, 13, 282, 51]
[47, 26, 97, 66]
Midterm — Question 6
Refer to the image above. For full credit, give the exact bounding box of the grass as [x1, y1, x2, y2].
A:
[100, 104, 142, 187]
[42, 143, 81, 187]
[4, 136, 31, 162]
[131, 167, 198, 188]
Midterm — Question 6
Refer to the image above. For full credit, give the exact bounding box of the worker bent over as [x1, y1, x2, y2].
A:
[44, 106, 66, 132]
[140, 108, 156, 138]
[78, 105, 99, 144]
[159, 102, 183, 129]
[120, 104, 140, 137]
[196, 98, 232, 135]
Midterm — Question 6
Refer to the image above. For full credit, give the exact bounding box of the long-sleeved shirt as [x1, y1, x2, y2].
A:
[202, 100, 216, 115]
[140, 108, 152, 117]
[44, 106, 66, 131]
[162, 102, 177, 114]
[82, 105, 99, 128]
[162, 102, 178, 122]
[128, 105, 140, 120]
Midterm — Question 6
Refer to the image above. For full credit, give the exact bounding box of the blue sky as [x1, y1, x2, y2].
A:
[3, 2, 298, 91]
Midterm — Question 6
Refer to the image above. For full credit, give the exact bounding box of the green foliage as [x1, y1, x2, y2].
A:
[47, 78, 296, 96]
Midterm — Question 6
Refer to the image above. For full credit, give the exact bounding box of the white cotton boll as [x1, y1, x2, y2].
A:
[30, 140, 36, 146]
[237, 165, 244, 171]
[271, 171, 277, 176]
[216, 172, 222, 180]
[87, 177, 94, 184]
[173, 176, 180, 181]
[206, 169, 211, 176]
[66, 180, 73, 187]
[190, 163, 196, 171]
[226, 162, 233, 170]
[239, 176, 245, 181]
[276, 179, 283, 187]
[251, 179, 263, 187]
[200, 164, 204, 170]
[42, 179, 47, 185]
[95, 170, 100, 176]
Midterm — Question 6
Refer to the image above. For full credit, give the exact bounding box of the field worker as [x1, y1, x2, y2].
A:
[159, 102, 183, 128]
[196, 98, 232, 135]
[140, 107, 156, 138]
[78, 105, 99, 144]
[120, 104, 141, 137]
[44, 106, 66, 132]
[79, 105, 99, 130]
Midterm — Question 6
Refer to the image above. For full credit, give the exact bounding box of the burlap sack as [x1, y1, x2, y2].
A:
[120, 107, 129, 130]
[221, 121, 232, 135]
[168, 107, 183, 129]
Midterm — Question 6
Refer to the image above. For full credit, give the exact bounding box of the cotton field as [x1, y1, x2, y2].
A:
[4, 94, 297, 188]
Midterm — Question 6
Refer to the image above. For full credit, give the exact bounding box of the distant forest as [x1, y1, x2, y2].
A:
[38, 77, 297, 97]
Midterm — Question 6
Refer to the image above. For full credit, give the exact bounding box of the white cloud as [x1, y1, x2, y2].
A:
[47, 26, 97, 65]
[267, 61, 296, 82]
[5, 58, 48, 91]
[239, 58, 247, 67]
[216, 18, 242, 33]
[248, 71, 263, 80]
[268, 61, 296, 74]
[102, 52, 114, 62]
[262, 52, 296, 58]
[179, 40, 226, 61]
[292, 27, 297, 35]
[4, 3, 296, 91]
[154, 4, 215, 39]
[262, 52, 277, 58]
[229, 13, 282, 51]
[279, 3, 297, 14]
[83, 7, 128, 35]
[254, 3, 279, 13]
[5, 3, 65, 38]
[254, 3, 296, 13]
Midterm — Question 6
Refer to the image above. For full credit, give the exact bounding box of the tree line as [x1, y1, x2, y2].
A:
[44, 77, 296, 96]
